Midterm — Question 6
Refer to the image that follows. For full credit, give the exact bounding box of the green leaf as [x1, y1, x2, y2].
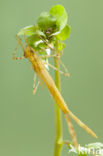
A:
[26, 34, 47, 51]
[78, 154, 88, 156]
[37, 12, 57, 32]
[49, 5, 68, 30]
[18, 25, 46, 38]
[58, 42, 65, 51]
[37, 42, 47, 49]
[27, 34, 41, 45]
[18, 25, 36, 36]
[36, 29, 46, 37]
[39, 50, 47, 56]
[57, 25, 71, 40]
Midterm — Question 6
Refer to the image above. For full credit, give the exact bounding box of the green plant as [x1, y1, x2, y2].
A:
[16, 4, 102, 156]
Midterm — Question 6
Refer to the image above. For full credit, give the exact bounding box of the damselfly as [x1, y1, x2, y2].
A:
[13, 35, 97, 148]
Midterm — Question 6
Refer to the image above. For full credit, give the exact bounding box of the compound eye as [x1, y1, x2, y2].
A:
[30, 48, 34, 53]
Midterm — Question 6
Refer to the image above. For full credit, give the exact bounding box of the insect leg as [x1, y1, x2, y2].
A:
[16, 35, 25, 51]
[68, 110, 97, 138]
[43, 62, 70, 77]
[12, 55, 25, 60]
[24, 35, 29, 47]
[12, 41, 25, 60]
[59, 59, 70, 76]
[40, 54, 70, 76]
[39, 36, 57, 53]
[40, 54, 60, 59]
[12, 35, 25, 60]
[33, 74, 40, 95]
[65, 114, 78, 148]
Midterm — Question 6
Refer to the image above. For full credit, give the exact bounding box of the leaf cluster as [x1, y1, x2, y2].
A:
[18, 5, 71, 53]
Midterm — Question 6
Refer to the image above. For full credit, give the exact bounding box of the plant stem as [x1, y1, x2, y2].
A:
[54, 42, 63, 156]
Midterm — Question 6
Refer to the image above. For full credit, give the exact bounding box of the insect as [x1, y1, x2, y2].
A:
[13, 35, 97, 148]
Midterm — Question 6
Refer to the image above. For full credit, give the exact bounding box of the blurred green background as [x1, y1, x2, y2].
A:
[0, 0, 103, 156]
